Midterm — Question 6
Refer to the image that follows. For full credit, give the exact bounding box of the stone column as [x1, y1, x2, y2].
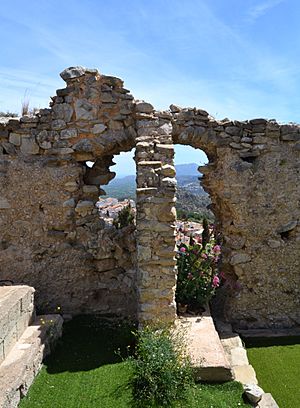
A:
[135, 103, 177, 324]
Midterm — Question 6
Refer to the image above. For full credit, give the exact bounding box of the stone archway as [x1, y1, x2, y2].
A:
[0, 66, 299, 330]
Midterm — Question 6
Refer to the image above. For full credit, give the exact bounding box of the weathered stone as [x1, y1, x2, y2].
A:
[244, 384, 264, 404]
[75, 99, 96, 120]
[52, 119, 66, 130]
[8, 133, 21, 146]
[36, 130, 53, 149]
[83, 185, 99, 195]
[226, 126, 241, 136]
[257, 393, 279, 408]
[75, 200, 94, 216]
[161, 164, 176, 177]
[64, 181, 79, 192]
[72, 139, 93, 152]
[231, 253, 251, 265]
[92, 123, 107, 134]
[229, 142, 243, 149]
[63, 198, 76, 208]
[60, 66, 86, 81]
[136, 101, 154, 113]
[169, 104, 181, 113]
[281, 133, 300, 141]
[277, 220, 298, 233]
[20, 137, 39, 155]
[0, 197, 10, 209]
[61, 129, 77, 139]
[267, 239, 281, 248]
[53, 103, 74, 122]
[2, 142, 16, 155]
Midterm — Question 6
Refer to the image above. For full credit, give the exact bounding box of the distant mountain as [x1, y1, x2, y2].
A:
[116, 163, 201, 179]
[175, 163, 201, 177]
[105, 164, 204, 195]
[103, 163, 211, 219]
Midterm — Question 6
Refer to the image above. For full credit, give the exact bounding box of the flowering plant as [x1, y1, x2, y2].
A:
[175, 233, 222, 311]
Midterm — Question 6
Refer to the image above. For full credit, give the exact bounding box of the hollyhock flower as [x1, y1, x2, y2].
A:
[180, 247, 186, 253]
[201, 253, 208, 259]
[213, 245, 221, 253]
[212, 275, 220, 288]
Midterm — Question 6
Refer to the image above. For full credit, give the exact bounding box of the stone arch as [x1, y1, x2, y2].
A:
[171, 108, 238, 321]
[0, 66, 299, 330]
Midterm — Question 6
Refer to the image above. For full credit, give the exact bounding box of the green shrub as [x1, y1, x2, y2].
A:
[129, 324, 193, 407]
[175, 229, 221, 310]
[113, 203, 135, 229]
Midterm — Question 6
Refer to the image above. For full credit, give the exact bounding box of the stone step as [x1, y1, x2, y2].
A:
[0, 286, 35, 365]
[176, 308, 233, 382]
[0, 314, 63, 408]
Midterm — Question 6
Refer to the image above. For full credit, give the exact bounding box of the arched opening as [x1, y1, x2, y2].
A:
[173, 144, 223, 317]
[85, 150, 136, 227]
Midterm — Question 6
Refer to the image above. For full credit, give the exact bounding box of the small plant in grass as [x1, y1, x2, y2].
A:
[128, 324, 193, 407]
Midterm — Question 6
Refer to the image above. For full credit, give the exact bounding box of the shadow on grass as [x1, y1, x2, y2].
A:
[242, 336, 300, 348]
[45, 315, 136, 374]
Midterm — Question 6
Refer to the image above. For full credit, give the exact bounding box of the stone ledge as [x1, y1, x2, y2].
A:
[176, 308, 233, 382]
[0, 286, 35, 365]
[0, 314, 63, 408]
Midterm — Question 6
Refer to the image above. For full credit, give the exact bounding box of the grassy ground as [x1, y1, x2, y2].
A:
[20, 316, 248, 408]
[245, 336, 300, 408]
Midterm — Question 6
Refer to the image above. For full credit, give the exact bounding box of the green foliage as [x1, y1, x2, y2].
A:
[246, 338, 300, 408]
[175, 232, 221, 310]
[129, 325, 193, 407]
[20, 316, 247, 408]
[113, 204, 135, 229]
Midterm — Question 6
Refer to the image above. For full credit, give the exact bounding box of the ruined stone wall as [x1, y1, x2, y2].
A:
[172, 109, 300, 329]
[0, 68, 137, 317]
[0, 66, 299, 329]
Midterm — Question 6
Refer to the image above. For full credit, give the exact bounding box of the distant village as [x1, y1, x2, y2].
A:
[97, 197, 204, 244]
[96, 197, 136, 223]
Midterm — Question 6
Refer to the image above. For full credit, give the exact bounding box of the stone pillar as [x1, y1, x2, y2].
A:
[135, 104, 177, 324]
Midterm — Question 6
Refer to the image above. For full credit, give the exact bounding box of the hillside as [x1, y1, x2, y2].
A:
[103, 163, 213, 220]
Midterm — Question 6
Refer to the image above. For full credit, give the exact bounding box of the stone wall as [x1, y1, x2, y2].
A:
[0, 66, 299, 329]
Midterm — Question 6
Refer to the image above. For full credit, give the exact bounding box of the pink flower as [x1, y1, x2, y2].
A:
[212, 275, 220, 288]
[213, 245, 221, 253]
[180, 247, 186, 253]
[201, 253, 208, 259]
[187, 273, 193, 280]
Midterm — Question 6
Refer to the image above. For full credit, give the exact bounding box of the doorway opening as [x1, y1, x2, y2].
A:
[173, 145, 222, 316]
[86, 150, 136, 228]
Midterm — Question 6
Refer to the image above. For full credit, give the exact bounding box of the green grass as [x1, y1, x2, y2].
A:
[20, 316, 248, 408]
[245, 337, 300, 408]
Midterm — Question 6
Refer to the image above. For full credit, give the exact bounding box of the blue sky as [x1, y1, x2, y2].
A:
[1, 0, 299, 175]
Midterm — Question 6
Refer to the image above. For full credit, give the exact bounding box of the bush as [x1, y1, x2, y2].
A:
[129, 324, 193, 407]
[175, 229, 221, 310]
[113, 204, 135, 229]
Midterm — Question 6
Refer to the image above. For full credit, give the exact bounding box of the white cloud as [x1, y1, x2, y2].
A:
[246, 0, 285, 23]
